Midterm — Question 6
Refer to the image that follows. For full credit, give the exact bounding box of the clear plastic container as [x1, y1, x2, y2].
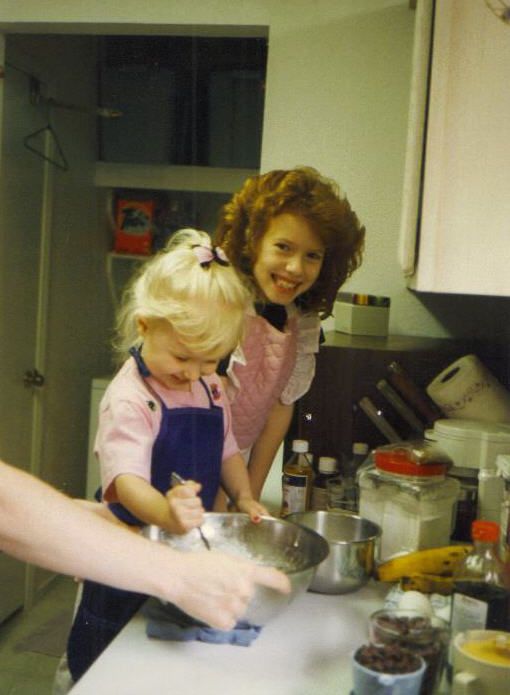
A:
[358, 441, 460, 560]
[347, 442, 370, 475]
[369, 608, 450, 695]
[325, 476, 346, 511]
[341, 442, 369, 513]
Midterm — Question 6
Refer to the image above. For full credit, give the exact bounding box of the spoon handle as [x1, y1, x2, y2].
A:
[170, 472, 211, 550]
[197, 526, 211, 551]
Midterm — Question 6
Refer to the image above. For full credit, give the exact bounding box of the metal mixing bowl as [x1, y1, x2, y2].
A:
[145, 512, 329, 625]
[287, 511, 381, 594]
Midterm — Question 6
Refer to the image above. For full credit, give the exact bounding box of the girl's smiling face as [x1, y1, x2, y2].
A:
[252, 213, 325, 306]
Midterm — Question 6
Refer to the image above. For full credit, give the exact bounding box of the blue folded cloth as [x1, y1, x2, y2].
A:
[142, 598, 262, 646]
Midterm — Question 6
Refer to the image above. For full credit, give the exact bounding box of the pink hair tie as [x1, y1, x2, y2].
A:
[192, 244, 230, 268]
[214, 246, 229, 264]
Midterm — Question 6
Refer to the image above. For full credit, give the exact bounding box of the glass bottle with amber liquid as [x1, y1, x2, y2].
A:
[450, 520, 510, 637]
[280, 439, 314, 517]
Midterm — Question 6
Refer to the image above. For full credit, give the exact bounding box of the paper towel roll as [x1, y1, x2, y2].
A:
[427, 354, 510, 424]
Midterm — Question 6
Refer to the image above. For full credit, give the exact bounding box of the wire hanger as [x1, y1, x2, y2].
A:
[23, 121, 69, 171]
[485, 0, 510, 24]
[21, 76, 69, 171]
[15, 69, 120, 172]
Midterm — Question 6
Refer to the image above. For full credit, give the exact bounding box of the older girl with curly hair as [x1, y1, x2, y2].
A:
[213, 166, 365, 506]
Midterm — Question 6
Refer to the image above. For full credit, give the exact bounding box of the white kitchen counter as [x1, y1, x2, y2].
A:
[70, 581, 389, 695]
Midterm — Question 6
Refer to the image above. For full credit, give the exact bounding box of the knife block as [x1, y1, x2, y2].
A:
[285, 332, 508, 467]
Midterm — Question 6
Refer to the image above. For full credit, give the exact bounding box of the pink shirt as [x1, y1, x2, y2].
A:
[225, 304, 321, 451]
[95, 357, 239, 502]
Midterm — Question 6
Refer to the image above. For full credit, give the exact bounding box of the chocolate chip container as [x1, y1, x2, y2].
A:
[369, 608, 450, 695]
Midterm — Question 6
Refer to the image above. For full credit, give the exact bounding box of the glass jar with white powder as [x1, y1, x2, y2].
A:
[358, 441, 460, 561]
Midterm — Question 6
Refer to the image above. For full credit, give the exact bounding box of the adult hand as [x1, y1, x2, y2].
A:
[167, 550, 291, 630]
[165, 481, 204, 534]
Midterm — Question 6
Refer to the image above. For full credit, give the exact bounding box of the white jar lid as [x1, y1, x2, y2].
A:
[318, 456, 337, 473]
[292, 439, 309, 453]
[433, 418, 510, 442]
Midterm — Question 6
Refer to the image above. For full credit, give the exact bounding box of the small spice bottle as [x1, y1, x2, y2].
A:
[310, 456, 338, 511]
[280, 439, 315, 517]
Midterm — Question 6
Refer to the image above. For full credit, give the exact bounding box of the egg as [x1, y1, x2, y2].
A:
[397, 590, 433, 617]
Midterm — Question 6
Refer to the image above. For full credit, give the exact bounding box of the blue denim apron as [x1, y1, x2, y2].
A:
[67, 350, 224, 682]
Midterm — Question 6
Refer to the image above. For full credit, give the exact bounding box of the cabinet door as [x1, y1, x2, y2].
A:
[402, 0, 510, 295]
[0, 43, 47, 620]
[99, 65, 177, 164]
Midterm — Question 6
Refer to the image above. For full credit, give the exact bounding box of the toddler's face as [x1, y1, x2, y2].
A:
[253, 213, 325, 306]
[137, 319, 222, 390]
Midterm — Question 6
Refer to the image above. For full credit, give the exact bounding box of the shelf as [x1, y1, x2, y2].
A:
[107, 251, 150, 262]
[94, 163, 258, 193]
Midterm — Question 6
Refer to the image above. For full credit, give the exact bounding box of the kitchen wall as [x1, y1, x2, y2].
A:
[3, 0, 509, 348]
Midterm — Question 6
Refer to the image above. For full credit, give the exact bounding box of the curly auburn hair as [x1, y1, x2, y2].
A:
[214, 166, 365, 318]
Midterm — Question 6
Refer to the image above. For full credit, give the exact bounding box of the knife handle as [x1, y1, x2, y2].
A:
[358, 396, 401, 443]
[386, 361, 441, 427]
[376, 379, 425, 435]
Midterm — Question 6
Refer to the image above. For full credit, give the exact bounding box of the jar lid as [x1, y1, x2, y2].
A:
[292, 439, 309, 453]
[433, 419, 510, 442]
[374, 440, 453, 477]
[318, 456, 337, 473]
[471, 520, 499, 542]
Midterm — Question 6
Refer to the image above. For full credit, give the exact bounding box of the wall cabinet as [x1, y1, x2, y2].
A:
[95, 35, 264, 301]
[97, 35, 266, 169]
[399, 0, 510, 296]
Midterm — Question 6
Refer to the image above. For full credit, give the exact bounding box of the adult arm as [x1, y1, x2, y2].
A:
[73, 498, 128, 525]
[247, 400, 294, 500]
[0, 460, 289, 629]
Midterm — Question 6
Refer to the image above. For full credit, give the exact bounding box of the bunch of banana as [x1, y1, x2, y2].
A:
[376, 545, 472, 595]
[399, 574, 456, 596]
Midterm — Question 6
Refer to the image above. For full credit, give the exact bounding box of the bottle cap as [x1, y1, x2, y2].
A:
[292, 439, 309, 453]
[353, 442, 369, 456]
[471, 520, 500, 542]
[318, 456, 337, 473]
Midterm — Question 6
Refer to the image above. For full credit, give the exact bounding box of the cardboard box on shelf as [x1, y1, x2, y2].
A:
[114, 198, 154, 255]
[334, 293, 390, 337]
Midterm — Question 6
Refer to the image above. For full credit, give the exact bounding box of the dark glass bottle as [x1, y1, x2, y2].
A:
[450, 520, 510, 636]
[280, 439, 314, 517]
